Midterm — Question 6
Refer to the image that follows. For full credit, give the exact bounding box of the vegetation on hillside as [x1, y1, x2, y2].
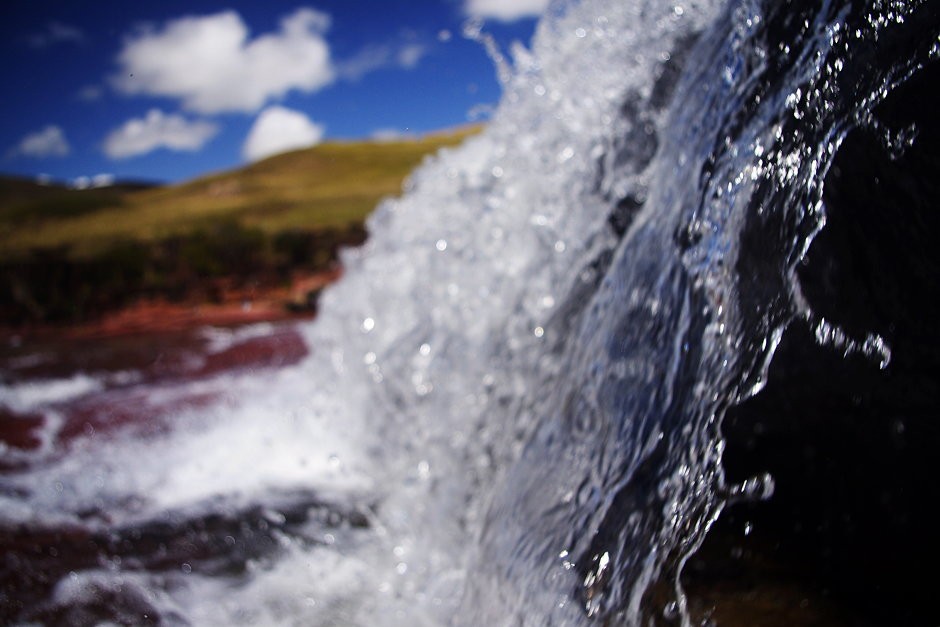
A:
[0, 127, 478, 325]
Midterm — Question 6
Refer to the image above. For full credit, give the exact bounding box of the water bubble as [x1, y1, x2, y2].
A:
[263, 509, 286, 525]
[417, 460, 431, 478]
[362, 317, 375, 332]
[728, 472, 775, 502]
[436, 239, 448, 251]
[181, 563, 192, 574]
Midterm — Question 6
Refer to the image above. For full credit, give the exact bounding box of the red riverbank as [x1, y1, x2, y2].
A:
[0, 268, 342, 342]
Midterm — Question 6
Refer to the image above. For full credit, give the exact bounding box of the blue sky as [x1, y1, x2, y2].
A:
[1, 0, 545, 185]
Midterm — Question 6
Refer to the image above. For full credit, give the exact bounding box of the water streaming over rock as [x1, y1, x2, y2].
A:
[2, 0, 938, 625]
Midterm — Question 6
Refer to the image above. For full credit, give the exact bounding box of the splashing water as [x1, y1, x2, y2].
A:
[2, 0, 938, 625]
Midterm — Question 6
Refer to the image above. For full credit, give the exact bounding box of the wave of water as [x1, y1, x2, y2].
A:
[2, 0, 938, 624]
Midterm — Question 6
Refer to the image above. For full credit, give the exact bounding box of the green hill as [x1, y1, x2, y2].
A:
[0, 126, 478, 258]
[0, 126, 479, 324]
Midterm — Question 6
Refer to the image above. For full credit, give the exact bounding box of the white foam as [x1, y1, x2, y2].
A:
[0, 1, 726, 623]
[199, 322, 278, 355]
[0, 373, 103, 413]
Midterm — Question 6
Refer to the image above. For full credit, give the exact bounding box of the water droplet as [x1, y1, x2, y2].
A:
[181, 563, 192, 574]
[417, 460, 430, 477]
[557, 146, 575, 163]
[663, 600, 679, 620]
[436, 239, 448, 251]
[362, 317, 375, 332]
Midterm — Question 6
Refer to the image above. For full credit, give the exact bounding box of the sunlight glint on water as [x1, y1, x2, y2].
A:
[2, 0, 938, 624]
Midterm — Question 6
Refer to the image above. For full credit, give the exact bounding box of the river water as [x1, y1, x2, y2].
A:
[2, 0, 939, 625]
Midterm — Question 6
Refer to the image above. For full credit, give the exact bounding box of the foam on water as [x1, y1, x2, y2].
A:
[2, 0, 938, 624]
[1, 2, 725, 621]
[0, 374, 103, 414]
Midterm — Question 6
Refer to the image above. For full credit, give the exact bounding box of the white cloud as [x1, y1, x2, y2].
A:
[397, 44, 426, 69]
[114, 8, 334, 114]
[77, 85, 103, 102]
[103, 109, 218, 159]
[464, 0, 550, 21]
[371, 128, 415, 143]
[29, 22, 85, 48]
[336, 46, 391, 82]
[71, 174, 115, 190]
[14, 125, 71, 158]
[467, 103, 496, 121]
[242, 106, 324, 162]
[337, 42, 428, 81]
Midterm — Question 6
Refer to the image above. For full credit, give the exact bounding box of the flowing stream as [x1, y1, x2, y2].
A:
[2, 0, 939, 625]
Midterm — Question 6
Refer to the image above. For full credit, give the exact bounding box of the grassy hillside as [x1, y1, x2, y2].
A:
[0, 126, 478, 258]
[0, 126, 479, 324]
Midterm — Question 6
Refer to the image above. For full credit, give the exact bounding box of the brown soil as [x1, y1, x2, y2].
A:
[0, 268, 342, 342]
